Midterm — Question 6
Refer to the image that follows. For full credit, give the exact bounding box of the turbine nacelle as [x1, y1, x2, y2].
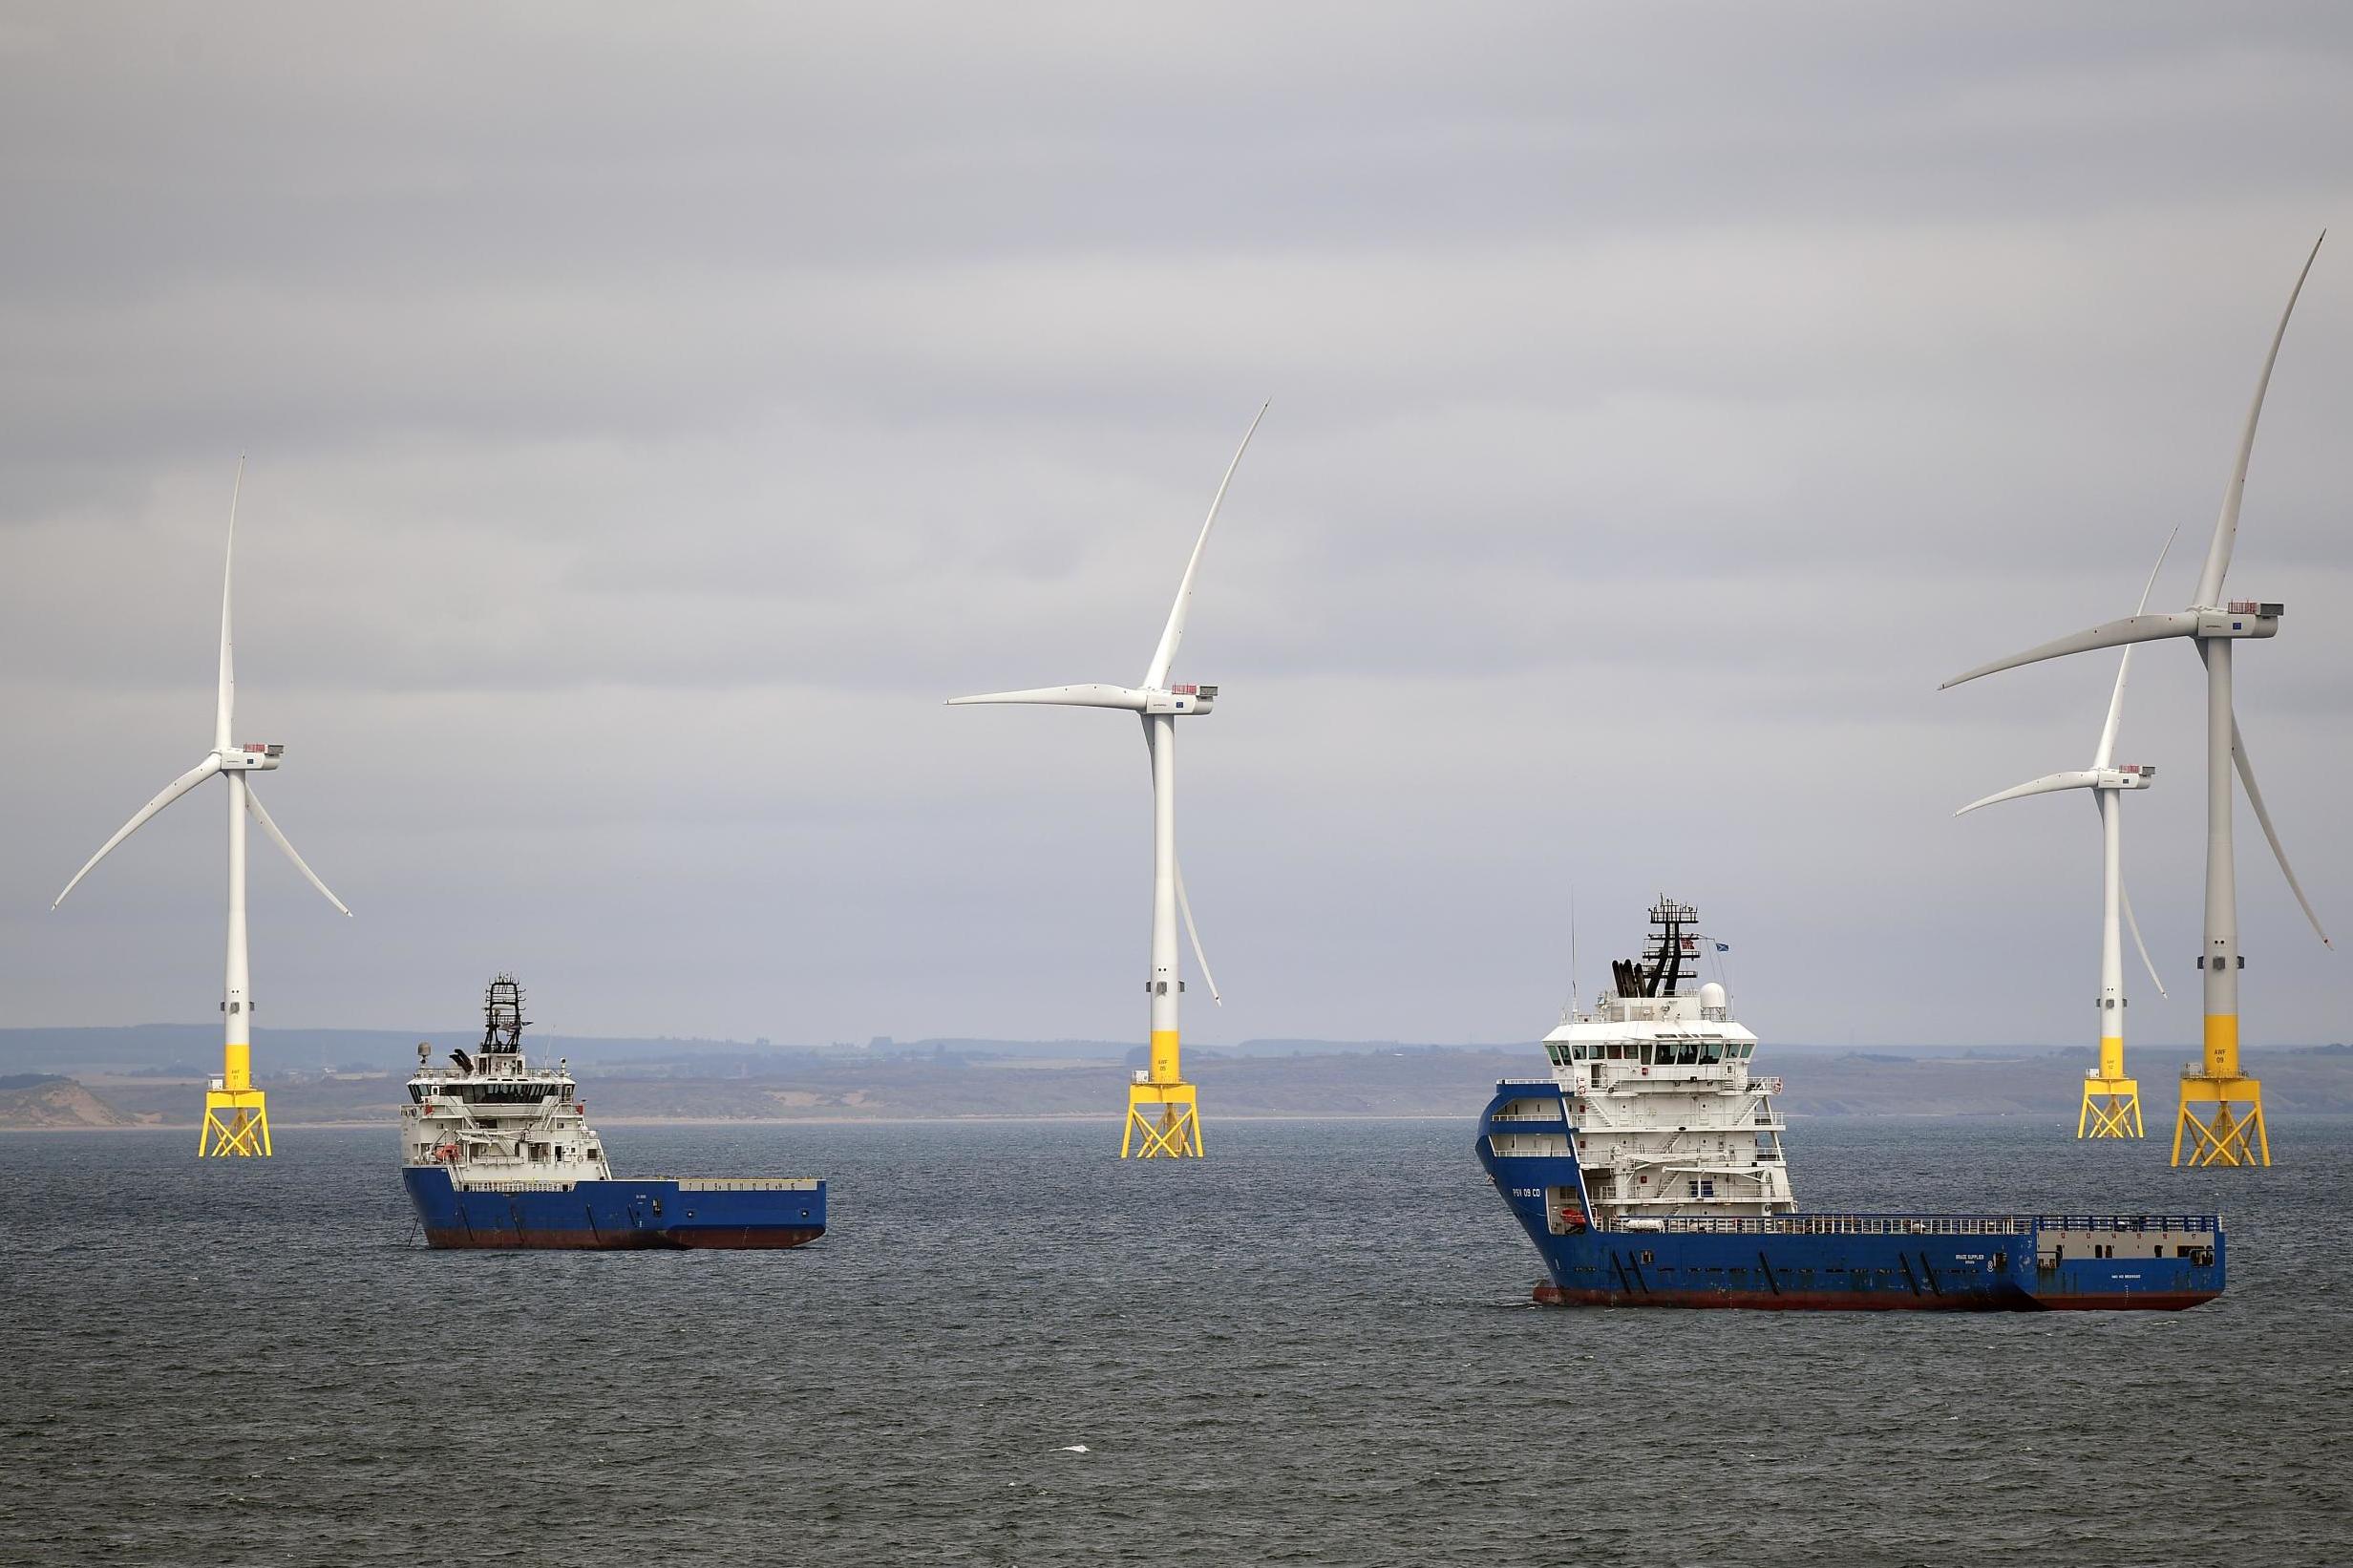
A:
[220, 743, 286, 772]
[1148, 684, 1217, 716]
[2204, 603, 2282, 635]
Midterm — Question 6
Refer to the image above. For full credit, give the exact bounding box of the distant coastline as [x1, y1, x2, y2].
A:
[7, 1036, 2350, 1132]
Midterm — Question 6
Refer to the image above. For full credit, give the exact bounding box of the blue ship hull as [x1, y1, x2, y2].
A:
[1477, 1083, 2222, 1311]
[403, 1167, 825, 1250]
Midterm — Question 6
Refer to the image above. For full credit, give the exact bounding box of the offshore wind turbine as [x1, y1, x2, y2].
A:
[53, 462, 350, 1157]
[1943, 236, 2332, 1168]
[1954, 527, 2178, 1139]
[950, 405, 1266, 1158]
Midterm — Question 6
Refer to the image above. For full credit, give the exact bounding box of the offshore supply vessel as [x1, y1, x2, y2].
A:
[400, 976, 825, 1249]
[1477, 901, 2222, 1310]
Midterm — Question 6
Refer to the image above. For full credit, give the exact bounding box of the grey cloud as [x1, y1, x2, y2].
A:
[3, 3, 2350, 1053]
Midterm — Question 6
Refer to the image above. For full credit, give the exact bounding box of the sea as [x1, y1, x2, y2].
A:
[3, 1114, 2348, 1567]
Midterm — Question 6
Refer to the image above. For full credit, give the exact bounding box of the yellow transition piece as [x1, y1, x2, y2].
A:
[198, 1041, 272, 1157]
[1123, 1031, 1202, 1158]
[2173, 1014, 2267, 1168]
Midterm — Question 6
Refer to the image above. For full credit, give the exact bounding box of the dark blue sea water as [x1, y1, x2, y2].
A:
[3, 1115, 2348, 1567]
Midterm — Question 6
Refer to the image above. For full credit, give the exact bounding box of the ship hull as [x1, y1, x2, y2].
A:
[403, 1167, 825, 1251]
[1478, 1084, 2222, 1312]
[1531, 1284, 2218, 1311]
[1516, 1228, 2219, 1312]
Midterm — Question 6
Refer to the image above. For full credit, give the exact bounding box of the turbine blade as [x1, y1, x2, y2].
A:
[217, 456, 244, 752]
[1176, 858, 1220, 1005]
[2233, 715, 2332, 948]
[1954, 771, 2100, 816]
[946, 684, 1150, 710]
[53, 756, 223, 907]
[2120, 879, 2166, 999]
[244, 783, 351, 916]
[1941, 611, 2201, 690]
[1142, 401, 1268, 689]
[2093, 521, 2183, 770]
[2194, 232, 2324, 608]
[1140, 719, 1221, 1003]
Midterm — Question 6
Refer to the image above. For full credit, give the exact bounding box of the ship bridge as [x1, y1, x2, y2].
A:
[1510, 898, 1795, 1225]
[401, 975, 609, 1186]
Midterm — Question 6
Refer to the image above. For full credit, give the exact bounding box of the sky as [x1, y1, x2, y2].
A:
[3, 4, 2351, 1052]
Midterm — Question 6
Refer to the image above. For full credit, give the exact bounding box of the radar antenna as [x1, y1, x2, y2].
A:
[482, 973, 529, 1055]
[1640, 898, 1700, 997]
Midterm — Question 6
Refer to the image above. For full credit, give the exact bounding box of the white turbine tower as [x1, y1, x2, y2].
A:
[950, 405, 1266, 1158]
[1943, 235, 2332, 1168]
[1954, 527, 2178, 1139]
[53, 462, 350, 1157]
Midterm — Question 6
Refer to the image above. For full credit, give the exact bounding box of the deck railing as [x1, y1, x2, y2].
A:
[674, 1177, 823, 1192]
[1637, 1212, 2219, 1238]
[451, 1176, 821, 1193]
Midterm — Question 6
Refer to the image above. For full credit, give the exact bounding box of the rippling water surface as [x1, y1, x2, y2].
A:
[4, 1115, 2348, 1566]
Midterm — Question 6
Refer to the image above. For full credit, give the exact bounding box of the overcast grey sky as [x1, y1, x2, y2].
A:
[4, 4, 2350, 1052]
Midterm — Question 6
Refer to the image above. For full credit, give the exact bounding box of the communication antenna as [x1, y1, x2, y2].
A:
[1566, 880, 1581, 1020]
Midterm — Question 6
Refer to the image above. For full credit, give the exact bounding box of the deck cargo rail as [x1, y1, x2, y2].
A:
[1634, 1212, 2218, 1238]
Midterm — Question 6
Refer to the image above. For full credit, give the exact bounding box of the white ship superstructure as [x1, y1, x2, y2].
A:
[1488, 899, 1793, 1228]
[401, 975, 610, 1187]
